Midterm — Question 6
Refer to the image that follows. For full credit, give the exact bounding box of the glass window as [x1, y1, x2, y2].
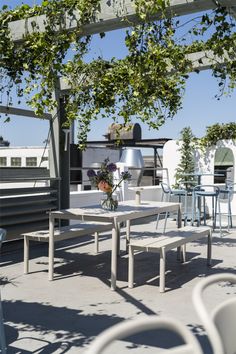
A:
[26, 157, 37, 167]
[0, 157, 7, 166]
[11, 157, 21, 167]
[214, 147, 234, 184]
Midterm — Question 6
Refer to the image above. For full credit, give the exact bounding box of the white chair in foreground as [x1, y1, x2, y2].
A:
[192, 273, 236, 354]
[85, 315, 203, 354]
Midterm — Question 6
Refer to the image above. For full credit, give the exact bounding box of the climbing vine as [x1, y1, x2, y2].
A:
[0, 0, 236, 148]
[200, 122, 236, 148]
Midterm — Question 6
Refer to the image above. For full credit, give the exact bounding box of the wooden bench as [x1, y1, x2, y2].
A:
[22, 222, 113, 275]
[128, 226, 212, 293]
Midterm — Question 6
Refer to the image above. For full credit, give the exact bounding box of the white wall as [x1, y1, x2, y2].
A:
[163, 139, 236, 215]
[70, 186, 162, 208]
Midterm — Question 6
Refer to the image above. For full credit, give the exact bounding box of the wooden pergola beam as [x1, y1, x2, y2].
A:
[58, 50, 223, 93]
[0, 105, 52, 120]
[8, 0, 236, 43]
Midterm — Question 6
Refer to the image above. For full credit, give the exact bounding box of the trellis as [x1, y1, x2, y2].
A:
[0, 0, 235, 239]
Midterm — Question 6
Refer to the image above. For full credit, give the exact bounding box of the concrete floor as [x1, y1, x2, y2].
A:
[1, 217, 236, 353]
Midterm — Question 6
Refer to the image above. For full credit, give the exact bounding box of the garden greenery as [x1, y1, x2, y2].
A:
[0, 0, 236, 148]
[200, 122, 236, 148]
[175, 126, 196, 188]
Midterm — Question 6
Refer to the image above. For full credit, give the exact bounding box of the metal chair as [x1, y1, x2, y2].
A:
[191, 185, 222, 233]
[156, 182, 188, 231]
[85, 315, 203, 354]
[219, 180, 235, 230]
[192, 273, 236, 354]
[0, 228, 7, 354]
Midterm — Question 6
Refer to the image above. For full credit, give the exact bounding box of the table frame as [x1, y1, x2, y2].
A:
[49, 200, 182, 290]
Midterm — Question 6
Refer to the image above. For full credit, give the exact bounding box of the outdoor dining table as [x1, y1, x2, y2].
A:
[49, 200, 182, 290]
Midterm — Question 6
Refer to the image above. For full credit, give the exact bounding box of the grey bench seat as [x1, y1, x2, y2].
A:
[23, 221, 113, 275]
[128, 226, 212, 293]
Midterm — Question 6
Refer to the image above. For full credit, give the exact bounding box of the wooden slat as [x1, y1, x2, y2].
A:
[0, 195, 58, 207]
[0, 187, 58, 196]
[0, 203, 57, 218]
[0, 212, 54, 227]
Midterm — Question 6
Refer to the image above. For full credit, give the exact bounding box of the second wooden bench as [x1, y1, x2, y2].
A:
[128, 226, 212, 293]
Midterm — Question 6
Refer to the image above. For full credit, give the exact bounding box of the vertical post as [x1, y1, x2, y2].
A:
[59, 96, 70, 211]
[48, 213, 55, 281]
[49, 81, 70, 212]
[153, 147, 157, 185]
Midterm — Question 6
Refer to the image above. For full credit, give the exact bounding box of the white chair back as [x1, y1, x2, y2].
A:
[192, 273, 236, 354]
[85, 315, 203, 354]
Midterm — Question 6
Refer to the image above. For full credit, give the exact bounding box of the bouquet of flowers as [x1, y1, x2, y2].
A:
[87, 158, 131, 210]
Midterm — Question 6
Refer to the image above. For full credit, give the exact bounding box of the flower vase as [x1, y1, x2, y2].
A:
[101, 193, 118, 211]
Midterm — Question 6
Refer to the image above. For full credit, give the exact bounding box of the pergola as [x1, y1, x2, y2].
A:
[0, 0, 235, 239]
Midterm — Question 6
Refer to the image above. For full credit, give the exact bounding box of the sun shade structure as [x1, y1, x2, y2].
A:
[1, 0, 236, 240]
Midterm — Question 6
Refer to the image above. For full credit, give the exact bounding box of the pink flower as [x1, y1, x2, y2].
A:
[98, 180, 113, 193]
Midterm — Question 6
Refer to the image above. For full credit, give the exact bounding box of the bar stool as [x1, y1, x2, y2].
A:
[0, 228, 7, 354]
[219, 180, 235, 231]
[156, 182, 188, 231]
[191, 185, 221, 234]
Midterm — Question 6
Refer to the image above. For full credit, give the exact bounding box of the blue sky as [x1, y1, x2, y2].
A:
[0, 0, 235, 151]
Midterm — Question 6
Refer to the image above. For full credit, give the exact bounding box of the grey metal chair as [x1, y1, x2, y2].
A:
[192, 273, 236, 354]
[191, 185, 222, 234]
[219, 180, 235, 230]
[156, 182, 188, 231]
[85, 315, 203, 354]
[0, 228, 7, 354]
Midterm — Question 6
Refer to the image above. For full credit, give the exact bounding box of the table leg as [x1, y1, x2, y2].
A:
[111, 225, 118, 290]
[159, 247, 166, 293]
[207, 229, 212, 266]
[177, 206, 182, 228]
[49, 215, 55, 281]
[126, 219, 131, 253]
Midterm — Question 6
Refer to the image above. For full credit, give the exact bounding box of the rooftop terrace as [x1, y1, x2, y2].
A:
[1, 216, 236, 353]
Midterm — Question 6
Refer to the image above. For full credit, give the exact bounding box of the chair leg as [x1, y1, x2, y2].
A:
[191, 192, 196, 226]
[203, 196, 207, 226]
[156, 192, 169, 232]
[212, 196, 215, 230]
[183, 192, 188, 226]
[228, 193, 233, 229]
[217, 197, 222, 237]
